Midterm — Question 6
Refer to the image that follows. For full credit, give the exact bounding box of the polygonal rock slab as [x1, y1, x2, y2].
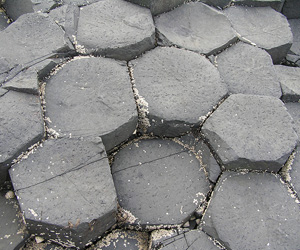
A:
[282, 0, 300, 19]
[45, 57, 137, 152]
[202, 94, 298, 171]
[288, 19, 300, 57]
[224, 6, 292, 64]
[216, 42, 282, 97]
[202, 172, 300, 250]
[232, 0, 285, 11]
[285, 102, 300, 137]
[111, 139, 210, 227]
[155, 2, 237, 55]
[10, 138, 117, 249]
[131, 47, 228, 136]
[275, 65, 300, 102]
[76, 0, 155, 61]
[0, 11, 9, 31]
[0, 91, 44, 186]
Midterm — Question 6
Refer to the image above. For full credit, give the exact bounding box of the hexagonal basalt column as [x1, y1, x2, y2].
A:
[202, 94, 298, 172]
[76, 0, 155, 61]
[155, 2, 237, 55]
[10, 138, 117, 249]
[111, 139, 210, 227]
[45, 57, 138, 152]
[131, 47, 228, 137]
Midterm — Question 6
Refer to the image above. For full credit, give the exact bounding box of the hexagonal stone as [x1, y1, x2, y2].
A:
[275, 65, 300, 102]
[232, 0, 285, 11]
[0, 91, 44, 186]
[224, 6, 293, 63]
[111, 139, 210, 227]
[288, 19, 300, 57]
[282, 0, 300, 19]
[202, 172, 300, 250]
[45, 57, 137, 152]
[216, 42, 281, 97]
[10, 138, 117, 249]
[0, 10, 9, 31]
[285, 102, 300, 137]
[131, 47, 228, 136]
[202, 94, 298, 171]
[76, 0, 155, 61]
[155, 2, 237, 55]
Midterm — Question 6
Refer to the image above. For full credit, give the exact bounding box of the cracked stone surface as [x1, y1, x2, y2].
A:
[216, 42, 282, 97]
[76, 0, 155, 61]
[282, 0, 300, 19]
[202, 171, 300, 250]
[232, 0, 285, 11]
[202, 94, 298, 171]
[45, 57, 137, 152]
[131, 47, 228, 136]
[9, 138, 117, 249]
[285, 102, 300, 137]
[111, 139, 210, 226]
[155, 2, 237, 55]
[275, 65, 300, 102]
[224, 5, 292, 63]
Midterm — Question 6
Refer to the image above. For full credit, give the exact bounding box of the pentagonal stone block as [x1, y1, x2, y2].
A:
[131, 47, 228, 136]
[289, 19, 300, 57]
[282, 0, 300, 19]
[76, 0, 155, 61]
[10, 138, 117, 249]
[285, 102, 300, 137]
[275, 65, 300, 102]
[0, 91, 44, 186]
[202, 94, 298, 171]
[111, 139, 210, 227]
[232, 0, 285, 11]
[0, 10, 9, 31]
[216, 42, 281, 97]
[224, 6, 293, 63]
[202, 172, 300, 250]
[45, 57, 137, 152]
[155, 2, 237, 55]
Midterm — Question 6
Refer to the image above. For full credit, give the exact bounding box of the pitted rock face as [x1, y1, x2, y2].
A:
[76, 0, 155, 61]
[155, 2, 237, 55]
[45, 57, 137, 152]
[216, 42, 282, 98]
[223, 6, 292, 63]
[131, 47, 228, 136]
[202, 94, 298, 171]
[111, 139, 210, 226]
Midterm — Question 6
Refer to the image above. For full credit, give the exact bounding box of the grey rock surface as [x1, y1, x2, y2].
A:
[202, 171, 300, 250]
[62, 0, 100, 6]
[202, 94, 298, 171]
[199, 0, 231, 9]
[111, 139, 210, 226]
[131, 47, 228, 136]
[224, 6, 292, 63]
[282, 0, 300, 19]
[289, 147, 300, 195]
[0, 91, 44, 186]
[275, 65, 300, 102]
[232, 0, 285, 11]
[216, 42, 282, 97]
[76, 0, 155, 61]
[288, 19, 300, 56]
[285, 102, 300, 137]
[10, 137, 117, 249]
[155, 2, 237, 55]
[45, 57, 137, 152]
[0, 10, 9, 31]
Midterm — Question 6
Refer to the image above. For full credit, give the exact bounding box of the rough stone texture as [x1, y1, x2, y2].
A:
[202, 94, 298, 171]
[10, 138, 117, 249]
[0, 190, 29, 250]
[0, 10, 9, 31]
[131, 47, 228, 136]
[111, 139, 210, 226]
[216, 42, 282, 97]
[62, 0, 100, 6]
[199, 0, 231, 9]
[0, 91, 44, 186]
[285, 102, 300, 137]
[88, 229, 149, 250]
[155, 2, 237, 55]
[232, 0, 285, 11]
[282, 0, 300, 19]
[289, 147, 300, 195]
[202, 171, 300, 250]
[76, 0, 155, 61]
[45, 57, 137, 152]
[224, 6, 293, 64]
[288, 19, 300, 57]
[275, 65, 300, 102]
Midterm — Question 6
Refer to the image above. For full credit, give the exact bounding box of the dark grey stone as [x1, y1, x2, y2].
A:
[282, 0, 300, 19]
[62, 0, 100, 6]
[111, 139, 210, 226]
[0, 91, 44, 186]
[232, 0, 285, 11]
[0, 10, 9, 31]
[10, 137, 117, 249]
[216, 42, 282, 97]
[288, 19, 300, 56]
[45, 57, 137, 152]
[202, 171, 300, 250]
[131, 47, 228, 137]
[155, 2, 237, 55]
[199, 0, 231, 9]
[202, 94, 298, 171]
[275, 65, 300, 102]
[224, 6, 293, 64]
[76, 0, 155, 61]
[285, 102, 300, 137]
